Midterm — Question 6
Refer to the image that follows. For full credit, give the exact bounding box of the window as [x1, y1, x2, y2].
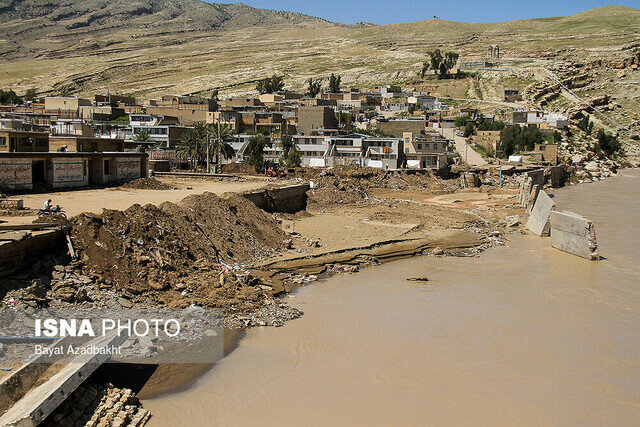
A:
[0, 137, 6, 146]
[104, 160, 111, 175]
[36, 138, 47, 147]
[424, 144, 430, 150]
[417, 144, 422, 150]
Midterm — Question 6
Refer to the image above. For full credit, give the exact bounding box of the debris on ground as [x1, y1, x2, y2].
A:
[43, 383, 150, 427]
[120, 178, 174, 190]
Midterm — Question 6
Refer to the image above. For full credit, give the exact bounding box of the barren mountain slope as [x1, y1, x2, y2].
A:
[0, 2, 638, 97]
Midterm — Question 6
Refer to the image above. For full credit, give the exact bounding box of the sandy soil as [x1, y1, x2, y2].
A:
[273, 187, 520, 262]
[0, 177, 272, 224]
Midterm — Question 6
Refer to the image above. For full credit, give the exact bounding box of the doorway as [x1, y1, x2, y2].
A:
[32, 160, 46, 189]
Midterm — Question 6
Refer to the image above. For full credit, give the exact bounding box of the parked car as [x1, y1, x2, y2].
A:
[455, 131, 464, 137]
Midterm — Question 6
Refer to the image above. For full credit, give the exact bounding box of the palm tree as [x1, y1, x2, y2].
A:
[209, 123, 235, 172]
[133, 130, 151, 143]
[177, 129, 201, 170]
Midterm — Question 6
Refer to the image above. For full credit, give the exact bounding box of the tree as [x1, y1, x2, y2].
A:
[597, 129, 621, 157]
[454, 114, 470, 128]
[246, 134, 266, 170]
[440, 51, 459, 78]
[210, 123, 236, 170]
[209, 89, 219, 111]
[177, 130, 202, 170]
[329, 73, 341, 93]
[24, 88, 37, 102]
[280, 133, 301, 167]
[256, 75, 285, 94]
[307, 78, 322, 98]
[133, 130, 151, 143]
[425, 49, 458, 79]
[0, 89, 22, 105]
[577, 115, 594, 135]
[499, 125, 545, 158]
[464, 121, 475, 137]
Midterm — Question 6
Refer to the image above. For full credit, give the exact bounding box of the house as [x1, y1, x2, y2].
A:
[402, 131, 448, 170]
[379, 119, 426, 138]
[44, 97, 92, 118]
[511, 110, 568, 130]
[49, 119, 136, 152]
[473, 130, 501, 155]
[144, 95, 214, 125]
[533, 143, 558, 165]
[0, 152, 147, 190]
[129, 114, 189, 149]
[504, 89, 522, 102]
[292, 135, 332, 167]
[297, 106, 339, 135]
[0, 119, 49, 153]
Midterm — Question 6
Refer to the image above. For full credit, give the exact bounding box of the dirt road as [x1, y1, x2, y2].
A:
[440, 127, 488, 167]
[0, 177, 270, 221]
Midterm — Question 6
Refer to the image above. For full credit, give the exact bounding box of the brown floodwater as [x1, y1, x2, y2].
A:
[144, 169, 640, 426]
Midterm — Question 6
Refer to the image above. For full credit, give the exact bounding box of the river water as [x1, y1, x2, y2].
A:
[144, 169, 640, 425]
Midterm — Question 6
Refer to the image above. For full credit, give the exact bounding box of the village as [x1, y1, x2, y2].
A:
[0, 45, 604, 194]
[0, 43, 636, 426]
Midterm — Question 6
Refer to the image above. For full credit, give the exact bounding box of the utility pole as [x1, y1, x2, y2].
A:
[206, 130, 210, 173]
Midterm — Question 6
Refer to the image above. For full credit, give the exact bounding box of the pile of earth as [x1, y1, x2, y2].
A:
[307, 166, 445, 209]
[59, 192, 287, 311]
[121, 178, 174, 190]
[221, 162, 257, 175]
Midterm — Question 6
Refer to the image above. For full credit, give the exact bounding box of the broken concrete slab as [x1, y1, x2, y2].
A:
[526, 184, 540, 215]
[526, 190, 555, 236]
[550, 210, 599, 260]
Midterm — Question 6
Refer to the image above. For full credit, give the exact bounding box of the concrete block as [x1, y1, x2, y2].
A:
[549, 166, 567, 188]
[526, 190, 555, 236]
[525, 169, 545, 188]
[521, 177, 533, 207]
[550, 210, 599, 260]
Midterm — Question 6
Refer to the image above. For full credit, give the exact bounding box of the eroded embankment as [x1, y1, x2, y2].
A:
[254, 230, 485, 293]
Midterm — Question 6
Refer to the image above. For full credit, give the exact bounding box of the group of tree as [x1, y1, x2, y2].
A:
[307, 78, 322, 98]
[0, 89, 22, 105]
[177, 123, 235, 171]
[421, 50, 459, 79]
[256, 75, 285, 94]
[499, 125, 545, 158]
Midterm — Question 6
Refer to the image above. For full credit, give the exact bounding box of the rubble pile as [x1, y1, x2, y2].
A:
[3, 193, 299, 320]
[221, 162, 257, 174]
[120, 178, 174, 190]
[43, 383, 150, 427]
[307, 166, 443, 208]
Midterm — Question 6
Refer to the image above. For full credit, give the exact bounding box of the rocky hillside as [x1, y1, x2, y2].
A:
[0, 3, 638, 98]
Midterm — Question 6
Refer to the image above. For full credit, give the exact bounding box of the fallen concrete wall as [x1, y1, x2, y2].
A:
[550, 210, 599, 260]
[526, 190, 555, 237]
[243, 184, 309, 214]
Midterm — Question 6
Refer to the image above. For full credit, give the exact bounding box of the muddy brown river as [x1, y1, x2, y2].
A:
[144, 169, 640, 425]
